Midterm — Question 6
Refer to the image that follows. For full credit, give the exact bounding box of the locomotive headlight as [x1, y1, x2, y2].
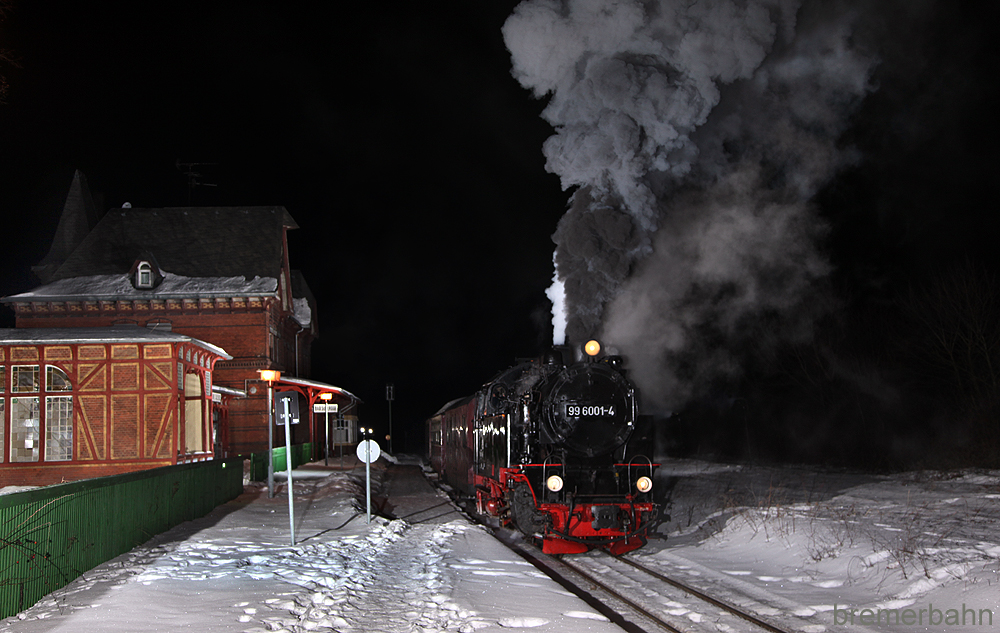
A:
[546, 475, 564, 492]
[584, 340, 601, 356]
[636, 476, 653, 493]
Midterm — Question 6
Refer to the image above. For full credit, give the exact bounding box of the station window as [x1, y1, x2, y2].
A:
[12, 366, 39, 393]
[45, 396, 73, 461]
[137, 261, 153, 288]
[184, 372, 204, 454]
[10, 397, 40, 462]
[46, 366, 72, 392]
[3, 364, 74, 462]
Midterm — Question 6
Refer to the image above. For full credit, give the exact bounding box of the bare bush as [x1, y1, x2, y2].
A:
[899, 259, 1000, 461]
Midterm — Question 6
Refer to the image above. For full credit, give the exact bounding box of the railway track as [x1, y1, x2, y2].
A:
[434, 478, 799, 632]
[495, 529, 796, 633]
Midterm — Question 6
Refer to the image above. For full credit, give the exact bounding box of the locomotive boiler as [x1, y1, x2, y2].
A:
[427, 341, 658, 555]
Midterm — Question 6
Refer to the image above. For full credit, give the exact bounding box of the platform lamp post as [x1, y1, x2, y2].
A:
[319, 391, 333, 467]
[258, 369, 281, 498]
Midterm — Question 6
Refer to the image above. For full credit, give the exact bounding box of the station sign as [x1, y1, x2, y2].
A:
[312, 403, 339, 413]
[356, 439, 381, 464]
[274, 391, 300, 425]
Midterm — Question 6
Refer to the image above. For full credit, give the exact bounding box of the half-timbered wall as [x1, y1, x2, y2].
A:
[0, 341, 220, 488]
[10, 296, 312, 457]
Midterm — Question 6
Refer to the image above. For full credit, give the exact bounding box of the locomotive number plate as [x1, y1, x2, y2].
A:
[566, 404, 616, 417]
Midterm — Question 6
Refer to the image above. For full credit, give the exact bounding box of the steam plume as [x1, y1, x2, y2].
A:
[504, 0, 875, 411]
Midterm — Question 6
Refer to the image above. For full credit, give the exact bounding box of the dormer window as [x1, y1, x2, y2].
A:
[129, 254, 163, 290]
[137, 261, 153, 289]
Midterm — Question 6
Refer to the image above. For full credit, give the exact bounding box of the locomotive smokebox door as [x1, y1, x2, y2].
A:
[542, 364, 635, 455]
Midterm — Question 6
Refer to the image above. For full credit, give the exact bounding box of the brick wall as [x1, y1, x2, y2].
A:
[0, 460, 173, 488]
[12, 298, 317, 457]
[0, 340, 222, 488]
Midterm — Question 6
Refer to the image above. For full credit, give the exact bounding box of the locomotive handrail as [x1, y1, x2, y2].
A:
[541, 453, 565, 493]
[627, 455, 655, 488]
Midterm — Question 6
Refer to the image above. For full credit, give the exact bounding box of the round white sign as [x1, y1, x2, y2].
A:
[356, 439, 381, 464]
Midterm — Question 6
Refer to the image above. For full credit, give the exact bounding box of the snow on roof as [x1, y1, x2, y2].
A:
[0, 326, 232, 359]
[277, 376, 362, 403]
[2, 271, 278, 303]
[292, 297, 311, 327]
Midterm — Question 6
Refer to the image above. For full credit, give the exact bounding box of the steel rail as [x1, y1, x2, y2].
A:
[426, 469, 791, 633]
[596, 551, 794, 633]
[497, 532, 682, 633]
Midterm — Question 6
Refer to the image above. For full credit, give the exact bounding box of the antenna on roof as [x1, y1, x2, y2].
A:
[176, 160, 218, 206]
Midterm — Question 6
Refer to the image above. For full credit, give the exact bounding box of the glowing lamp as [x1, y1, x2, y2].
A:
[546, 475, 564, 492]
[636, 476, 653, 493]
[319, 392, 333, 401]
[258, 369, 281, 383]
[584, 340, 601, 356]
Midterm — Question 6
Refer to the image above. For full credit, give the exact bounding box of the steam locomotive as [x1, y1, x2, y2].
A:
[427, 341, 658, 555]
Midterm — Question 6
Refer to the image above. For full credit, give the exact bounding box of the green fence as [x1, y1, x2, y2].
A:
[248, 442, 315, 482]
[0, 457, 244, 619]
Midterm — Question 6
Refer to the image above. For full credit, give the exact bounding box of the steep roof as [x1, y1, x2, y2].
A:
[32, 170, 101, 284]
[49, 206, 298, 282]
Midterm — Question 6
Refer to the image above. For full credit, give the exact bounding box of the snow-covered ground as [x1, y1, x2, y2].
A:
[0, 456, 617, 633]
[635, 460, 1000, 631]
[3, 456, 999, 632]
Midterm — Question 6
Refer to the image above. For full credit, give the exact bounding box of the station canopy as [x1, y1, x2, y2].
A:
[273, 375, 362, 411]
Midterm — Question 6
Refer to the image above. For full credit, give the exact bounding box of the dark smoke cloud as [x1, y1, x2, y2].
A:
[504, 0, 876, 412]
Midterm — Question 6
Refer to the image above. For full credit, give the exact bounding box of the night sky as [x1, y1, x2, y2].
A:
[1, 2, 998, 461]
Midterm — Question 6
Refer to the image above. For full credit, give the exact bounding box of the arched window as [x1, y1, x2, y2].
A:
[46, 366, 72, 391]
[137, 261, 153, 288]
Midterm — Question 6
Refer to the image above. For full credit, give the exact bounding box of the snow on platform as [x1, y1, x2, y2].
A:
[6, 455, 1000, 632]
[0, 456, 616, 633]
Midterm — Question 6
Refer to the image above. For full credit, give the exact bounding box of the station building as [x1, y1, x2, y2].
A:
[0, 326, 229, 488]
[0, 172, 358, 485]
